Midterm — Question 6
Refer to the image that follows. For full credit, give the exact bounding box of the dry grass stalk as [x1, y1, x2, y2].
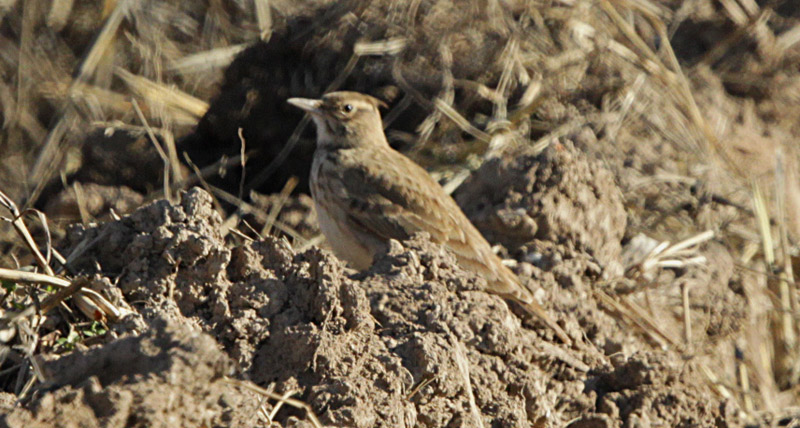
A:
[416, 44, 454, 144]
[169, 153, 246, 194]
[433, 99, 491, 143]
[699, 363, 742, 415]
[41, 80, 133, 116]
[620, 230, 713, 350]
[602, 0, 742, 175]
[737, 351, 755, 415]
[637, 230, 713, 274]
[718, 0, 750, 26]
[0, 189, 54, 276]
[169, 44, 248, 74]
[753, 172, 799, 389]
[381, 93, 413, 129]
[224, 378, 323, 428]
[774, 154, 799, 378]
[697, 10, 769, 67]
[405, 375, 435, 400]
[45, 0, 74, 32]
[115, 68, 209, 122]
[0, 189, 121, 322]
[160, 125, 184, 184]
[595, 289, 680, 350]
[132, 98, 173, 202]
[0, 268, 120, 323]
[354, 37, 406, 56]
[537, 340, 592, 373]
[452, 339, 485, 428]
[775, 24, 800, 55]
[238, 128, 247, 200]
[254, 0, 272, 41]
[210, 185, 308, 247]
[0, 275, 85, 324]
[681, 282, 692, 348]
[70, 182, 91, 225]
[266, 388, 299, 423]
[262, 177, 298, 238]
[0, 268, 70, 289]
[492, 38, 518, 123]
[604, 73, 646, 142]
[245, 114, 310, 193]
[182, 154, 229, 226]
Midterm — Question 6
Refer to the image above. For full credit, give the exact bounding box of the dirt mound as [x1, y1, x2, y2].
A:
[593, 352, 736, 427]
[1, 188, 735, 427]
[250, 233, 589, 427]
[44, 183, 145, 224]
[1, 318, 260, 428]
[455, 142, 626, 277]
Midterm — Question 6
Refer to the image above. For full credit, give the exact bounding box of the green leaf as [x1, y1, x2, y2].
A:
[1, 280, 17, 292]
[83, 321, 107, 337]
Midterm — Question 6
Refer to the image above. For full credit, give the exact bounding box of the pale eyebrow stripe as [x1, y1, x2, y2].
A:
[348, 100, 375, 110]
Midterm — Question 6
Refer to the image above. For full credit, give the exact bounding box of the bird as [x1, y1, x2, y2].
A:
[287, 91, 572, 345]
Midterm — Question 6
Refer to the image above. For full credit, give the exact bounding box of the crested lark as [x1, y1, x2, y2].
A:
[287, 91, 571, 345]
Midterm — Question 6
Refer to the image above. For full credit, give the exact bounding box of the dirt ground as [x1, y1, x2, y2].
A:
[1, 0, 800, 427]
[1, 188, 732, 427]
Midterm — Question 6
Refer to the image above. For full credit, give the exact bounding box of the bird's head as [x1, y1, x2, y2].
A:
[287, 91, 388, 149]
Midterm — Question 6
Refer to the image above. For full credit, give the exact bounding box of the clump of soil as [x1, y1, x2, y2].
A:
[44, 183, 144, 223]
[1, 318, 261, 428]
[592, 352, 736, 427]
[455, 142, 627, 277]
[249, 233, 589, 427]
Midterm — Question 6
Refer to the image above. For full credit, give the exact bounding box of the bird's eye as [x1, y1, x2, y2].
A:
[342, 104, 354, 114]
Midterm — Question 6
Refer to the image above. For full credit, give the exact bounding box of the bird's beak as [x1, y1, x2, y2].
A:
[287, 97, 323, 116]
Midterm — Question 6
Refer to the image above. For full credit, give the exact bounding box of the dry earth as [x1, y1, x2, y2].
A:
[2, 169, 736, 427]
[1, 0, 800, 427]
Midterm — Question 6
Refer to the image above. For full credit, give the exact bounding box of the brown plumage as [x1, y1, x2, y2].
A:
[287, 91, 571, 345]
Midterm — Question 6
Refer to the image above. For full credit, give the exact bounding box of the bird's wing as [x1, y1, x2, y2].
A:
[315, 151, 413, 244]
[322, 148, 514, 289]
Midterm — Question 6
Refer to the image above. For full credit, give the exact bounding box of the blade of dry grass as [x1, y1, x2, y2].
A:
[0, 190, 54, 276]
[46, 0, 74, 31]
[238, 128, 247, 200]
[354, 37, 406, 56]
[263, 177, 298, 238]
[254, 0, 272, 41]
[595, 289, 681, 350]
[0, 275, 86, 324]
[132, 98, 172, 202]
[0, 268, 121, 323]
[169, 44, 248, 74]
[452, 338, 485, 428]
[224, 378, 323, 428]
[115, 67, 209, 120]
[602, 0, 741, 177]
[210, 185, 308, 246]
